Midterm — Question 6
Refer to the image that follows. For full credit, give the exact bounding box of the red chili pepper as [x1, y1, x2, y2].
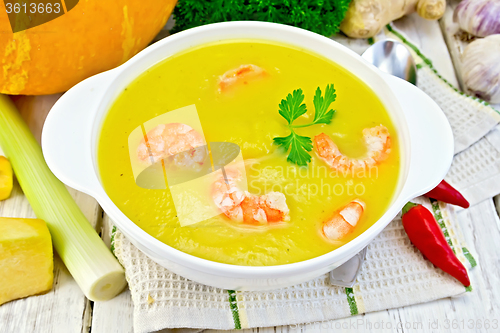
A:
[424, 180, 470, 208]
[402, 202, 470, 287]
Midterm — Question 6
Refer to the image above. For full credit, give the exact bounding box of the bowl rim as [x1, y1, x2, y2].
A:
[45, 21, 451, 279]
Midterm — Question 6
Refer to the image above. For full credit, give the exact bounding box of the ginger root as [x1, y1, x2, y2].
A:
[340, 0, 446, 38]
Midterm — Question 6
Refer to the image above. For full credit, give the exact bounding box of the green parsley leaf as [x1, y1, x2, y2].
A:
[274, 84, 337, 166]
[273, 131, 313, 166]
[312, 84, 336, 125]
[278, 89, 307, 125]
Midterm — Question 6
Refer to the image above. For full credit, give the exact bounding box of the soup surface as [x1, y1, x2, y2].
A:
[98, 40, 401, 266]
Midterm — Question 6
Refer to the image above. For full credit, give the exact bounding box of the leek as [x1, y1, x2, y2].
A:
[0, 95, 126, 301]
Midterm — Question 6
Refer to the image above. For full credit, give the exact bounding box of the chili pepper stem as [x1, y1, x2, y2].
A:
[402, 202, 418, 215]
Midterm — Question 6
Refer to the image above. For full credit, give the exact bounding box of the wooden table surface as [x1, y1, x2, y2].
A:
[1, 12, 500, 333]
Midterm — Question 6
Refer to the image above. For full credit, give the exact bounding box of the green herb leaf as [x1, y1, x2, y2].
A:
[278, 89, 307, 125]
[312, 84, 336, 125]
[274, 84, 337, 166]
[273, 131, 313, 166]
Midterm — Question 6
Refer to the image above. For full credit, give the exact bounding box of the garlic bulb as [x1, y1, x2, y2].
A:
[462, 34, 500, 103]
[454, 0, 500, 37]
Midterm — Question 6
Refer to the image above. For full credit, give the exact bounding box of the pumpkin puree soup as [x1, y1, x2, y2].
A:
[98, 40, 401, 266]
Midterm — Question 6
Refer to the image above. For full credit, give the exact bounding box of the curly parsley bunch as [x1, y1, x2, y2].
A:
[172, 0, 352, 37]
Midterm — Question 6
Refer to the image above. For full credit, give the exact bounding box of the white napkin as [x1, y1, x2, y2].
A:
[447, 125, 500, 206]
[110, 197, 475, 332]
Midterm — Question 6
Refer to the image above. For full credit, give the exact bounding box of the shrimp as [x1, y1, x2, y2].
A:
[136, 123, 206, 169]
[323, 199, 365, 241]
[218, 64, 267, 92]
[212, 170, 290, 225]
[314, 125, 391, 173]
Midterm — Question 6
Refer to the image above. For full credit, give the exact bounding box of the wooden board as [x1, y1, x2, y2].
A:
[2, 10, 500, 333]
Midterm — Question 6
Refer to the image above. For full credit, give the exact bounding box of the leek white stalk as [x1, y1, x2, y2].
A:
[462, 34, 500, 104]
[454, 0, 500, 37]
[0, 95, 127, 301]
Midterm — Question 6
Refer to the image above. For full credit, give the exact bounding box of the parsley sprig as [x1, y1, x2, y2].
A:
[273, 84, 336, 166]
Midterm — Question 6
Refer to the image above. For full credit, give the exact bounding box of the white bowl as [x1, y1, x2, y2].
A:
[42, 22, 453, 290]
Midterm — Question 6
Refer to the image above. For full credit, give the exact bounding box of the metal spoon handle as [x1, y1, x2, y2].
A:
[329, 247, 367, 287]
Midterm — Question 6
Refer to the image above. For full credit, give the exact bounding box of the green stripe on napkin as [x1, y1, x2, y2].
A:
[462, 247, 477, 268]
[345, 287, 358, 315]
[227, 290, 241, 329]
[430, 200, 455, 253]
[110, 225, 117, 256]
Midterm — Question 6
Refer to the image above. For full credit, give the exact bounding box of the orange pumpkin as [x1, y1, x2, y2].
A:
[0, 1, 177, 95]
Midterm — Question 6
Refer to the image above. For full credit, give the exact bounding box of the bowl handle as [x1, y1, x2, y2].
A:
[382, 73, 454, 201]
[42, 69, 118, 195]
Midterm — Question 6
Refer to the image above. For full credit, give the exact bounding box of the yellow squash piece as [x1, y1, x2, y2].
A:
[0, 156, 13, 200]
[0, 217, 53, 305]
